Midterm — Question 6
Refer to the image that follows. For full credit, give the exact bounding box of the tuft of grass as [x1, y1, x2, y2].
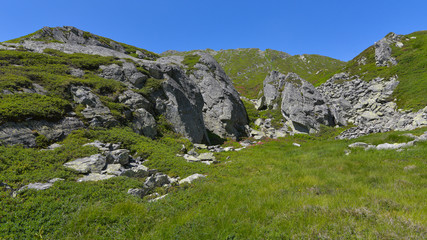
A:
[182, 54, 201, 74]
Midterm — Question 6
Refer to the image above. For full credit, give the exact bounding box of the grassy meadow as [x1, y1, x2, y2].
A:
[1, 127, 426, 239]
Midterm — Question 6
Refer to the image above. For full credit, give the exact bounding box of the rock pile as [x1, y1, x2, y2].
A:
[318, 73, 427, 139]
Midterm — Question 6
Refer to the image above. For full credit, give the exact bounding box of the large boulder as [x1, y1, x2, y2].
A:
[140, 60, 209, 143]
[280, 72, 344, 133]
[188, 53, 248, 139]
[263, 71, 287, 109]
[63, 154, 107, 174]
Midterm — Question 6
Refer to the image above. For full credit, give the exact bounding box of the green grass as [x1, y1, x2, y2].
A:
[0, 93, 70, 123]
[211, 48, 346, 98]
[1, 127, 426, 239]
[182, 54, 201, 74]
[340, 31, 427, 111]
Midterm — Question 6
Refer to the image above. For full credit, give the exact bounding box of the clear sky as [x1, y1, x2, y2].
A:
[1, 0, 426, 61]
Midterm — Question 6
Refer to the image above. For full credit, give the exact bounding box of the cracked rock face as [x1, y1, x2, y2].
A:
[281, 72, 344, 133]
[189, 53, 248, 139]
[71, 86, 117, 127]
[374, 33, 401, 67]
[141, 60, 209, 143]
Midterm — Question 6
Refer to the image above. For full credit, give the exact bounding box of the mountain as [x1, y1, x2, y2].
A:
[1, 27, 427, 239]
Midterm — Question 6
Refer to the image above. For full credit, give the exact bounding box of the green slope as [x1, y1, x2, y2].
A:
[338, 31, 427, 111]
[209, 48, 346, 98]
[2, 127, 426, 239]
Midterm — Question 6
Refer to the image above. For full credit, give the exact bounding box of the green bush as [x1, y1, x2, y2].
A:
[0, 93, 71, 123]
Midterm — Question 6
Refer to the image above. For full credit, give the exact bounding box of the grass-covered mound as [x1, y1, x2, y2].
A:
[1, 127, 426, 239]
[337, 31, 427, 111]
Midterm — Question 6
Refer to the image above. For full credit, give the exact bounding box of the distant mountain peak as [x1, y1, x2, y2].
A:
[5, 26, 159, 60]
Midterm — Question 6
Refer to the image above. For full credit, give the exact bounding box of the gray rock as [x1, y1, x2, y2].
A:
[280, 72, 344, 133]
[348, 142, 372, 149]
[375, 33, 400, 67]
[77, 173, 115, 182]
[63, 154, 106, 174]
[127, 188, 149, 198]
[0, 117, 84, 148]
[118, 90, 152, 111]
[132, 108, 157, 139]
[141, 61, 209, 143]
[106, 149, 130, 165]
[120, 165, 150, 178]
[263, 71, 287, 109]
[197, 152, 216, 161]
[148, 193, 168, 202]
[19, 182, 53, 191]
[143, 173, 170, 189]
[178, 174, 206, 184]
[71, 86, 117, 127]
[188, 53, 248, 139]
[100, 62, 148, 88]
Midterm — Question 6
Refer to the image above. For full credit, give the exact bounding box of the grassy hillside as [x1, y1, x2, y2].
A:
[163, 48, 346, 99]
[338, 31, 427, 111]
[1, 127, 426, 239]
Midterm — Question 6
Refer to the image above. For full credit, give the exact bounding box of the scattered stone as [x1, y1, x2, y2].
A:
[148, 194, 168, 202]
[143, 173, 170, 189]
[106, 149, 130, 165]
[63, 154, 106, 174]
[197, 152, 216, 161]
[194, 144, 208, 149]
[19, 182, 53, 191]
[179, 174, 207, 184]
[77, 173, 115, 182]
[292, 143, 301, 147]
[127, 188, 148, 198]
[46, 143, 62, 150]
[120, 165, 150, 178]
[403, 165, 416, 171]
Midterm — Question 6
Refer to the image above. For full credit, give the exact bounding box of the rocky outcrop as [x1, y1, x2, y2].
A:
[140, 60, 209, 143]
[71, 86, 117, 127]
[100, 62, 148, 89]
[280, 72, 345, 133]
[262, 71, 287, 109]
[0, 117, 84, 148]
[375, 33, 401, 67]
[318, 73, 427, 139]
[157, 53, 249, 140]
[189, 53, 248, 139]
[132, 108, 157, 139]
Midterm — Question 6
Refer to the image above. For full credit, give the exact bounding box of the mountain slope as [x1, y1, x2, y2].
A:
[335, 31, 427, 111]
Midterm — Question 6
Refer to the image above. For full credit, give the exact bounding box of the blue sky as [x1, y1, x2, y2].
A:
[1, 0, 426, 61]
